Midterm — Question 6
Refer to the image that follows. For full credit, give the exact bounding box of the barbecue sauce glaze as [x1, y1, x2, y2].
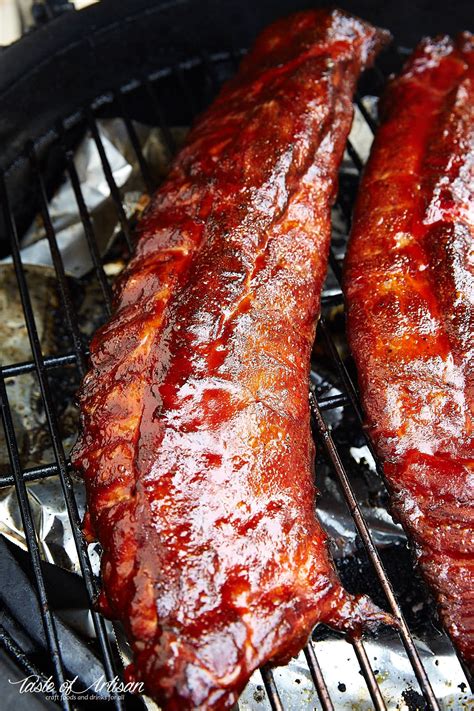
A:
[73, 10, 390, 709]
[345, 33, 474, 670]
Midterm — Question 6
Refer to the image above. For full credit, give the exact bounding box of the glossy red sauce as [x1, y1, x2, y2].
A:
[344, 32, 474, 670]
[73, 10, 390, 709]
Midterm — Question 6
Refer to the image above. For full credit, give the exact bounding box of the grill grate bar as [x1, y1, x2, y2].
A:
[335, 190, 352, 227]
[351, 637, 386, 711]
[260, 667, 284, 711]
[310, 392, 440, 710]
[29, 144, 87, 378]
[0, 371, 70, 710]
[86, 109, 133, 253]
[318, 317, 383, 475]
[0, 391, 350, 489]
[199, 50, 221, 94]
[328, 250, 343, 284]
[116, 90, 155, 194]
[303, 642, 334, 711]
[143, 77, 177, 157]
[355, 95, 377, 134]
[318, 392, 349, 410]
[346, 139, 364, 173]
[0, 176, 126, 711]
[1, 352, 78, 378]
[0, 462, 63, 488]
[0, 392, 349, 489]
[321, 291, 343, 306]
[58, 122, 114, 316]
[173, 64, 199, 119]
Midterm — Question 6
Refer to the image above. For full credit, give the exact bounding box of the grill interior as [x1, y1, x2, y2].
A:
[0, 42, 471, 711]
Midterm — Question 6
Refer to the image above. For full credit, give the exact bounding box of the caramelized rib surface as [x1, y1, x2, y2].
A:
[73, 10, 389, 709]
[344, 34, 474, 669]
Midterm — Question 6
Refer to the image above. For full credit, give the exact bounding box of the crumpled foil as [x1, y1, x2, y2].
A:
[0, 105, 472, 710]
[1, 119, 187, 278]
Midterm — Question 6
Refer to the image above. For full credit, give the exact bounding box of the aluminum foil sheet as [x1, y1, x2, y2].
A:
[0, 105, 472, 710]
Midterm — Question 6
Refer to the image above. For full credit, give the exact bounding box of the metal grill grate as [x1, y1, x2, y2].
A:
[0, 49, 470, 711]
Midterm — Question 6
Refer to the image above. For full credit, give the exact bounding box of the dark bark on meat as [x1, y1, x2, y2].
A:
[73, 10, 390, 709]
[344, 33, 474, 670]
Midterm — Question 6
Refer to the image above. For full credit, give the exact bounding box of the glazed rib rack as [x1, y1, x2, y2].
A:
[0, 46, 470, 711]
